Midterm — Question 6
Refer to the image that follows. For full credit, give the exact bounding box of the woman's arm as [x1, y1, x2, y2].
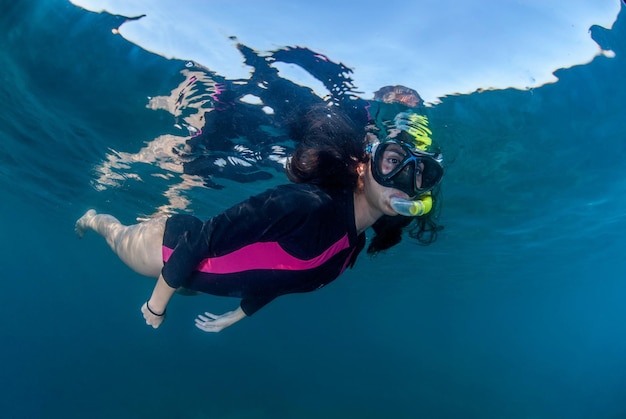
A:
[141, 276, 247, 332]
[194, 306, 247, 333]
[141, 274, 176, 328]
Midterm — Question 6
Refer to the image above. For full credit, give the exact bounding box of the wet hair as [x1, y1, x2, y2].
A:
[286, 104, 443, 254]
[287, 104, 367, 189]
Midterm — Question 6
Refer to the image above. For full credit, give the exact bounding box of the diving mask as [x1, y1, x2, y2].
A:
[369, 140, 443, 198]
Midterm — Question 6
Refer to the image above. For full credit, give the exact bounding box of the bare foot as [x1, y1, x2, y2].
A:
[75, 209, 96, 238]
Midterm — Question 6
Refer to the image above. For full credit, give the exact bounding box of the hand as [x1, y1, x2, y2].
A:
[141, 302, 166, 329]
[194, 307, 246, 333]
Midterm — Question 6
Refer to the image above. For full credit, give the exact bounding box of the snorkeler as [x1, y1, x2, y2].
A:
[75, 105, 443, 332]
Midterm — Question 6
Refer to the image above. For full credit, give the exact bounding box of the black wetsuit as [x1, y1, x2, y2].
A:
[161, 183, 366, 315]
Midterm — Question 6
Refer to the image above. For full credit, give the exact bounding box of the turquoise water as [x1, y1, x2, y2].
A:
[2, 1, 626, 418]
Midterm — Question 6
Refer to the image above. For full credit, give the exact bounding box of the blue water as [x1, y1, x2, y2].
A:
[2, 1, 626, 418]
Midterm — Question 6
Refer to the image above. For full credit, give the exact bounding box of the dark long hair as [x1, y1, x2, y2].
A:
[287, 104, 367, 189]
[286, 104, 443, 254]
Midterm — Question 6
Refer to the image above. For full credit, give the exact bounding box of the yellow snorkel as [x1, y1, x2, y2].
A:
[390, 193, 433, 217]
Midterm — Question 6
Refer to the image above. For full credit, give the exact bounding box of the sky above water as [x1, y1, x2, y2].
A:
[71, 0, 620, 103]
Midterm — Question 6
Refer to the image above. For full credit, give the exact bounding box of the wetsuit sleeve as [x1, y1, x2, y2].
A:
[240, 294, 276, 317]
[161, 185, 319, 290]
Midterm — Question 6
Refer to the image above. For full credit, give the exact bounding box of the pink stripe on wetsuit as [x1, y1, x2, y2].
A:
[163, 233, 351, 274]
[159, 184, 365, 316]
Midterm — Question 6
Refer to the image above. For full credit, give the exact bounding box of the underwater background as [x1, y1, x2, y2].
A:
[1, 0, 626, 418]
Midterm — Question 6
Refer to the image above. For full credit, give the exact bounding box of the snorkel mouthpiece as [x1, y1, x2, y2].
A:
[390, 194, 433, 217]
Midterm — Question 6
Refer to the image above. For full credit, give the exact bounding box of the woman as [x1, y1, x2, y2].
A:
[75, 105, 444, 332]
